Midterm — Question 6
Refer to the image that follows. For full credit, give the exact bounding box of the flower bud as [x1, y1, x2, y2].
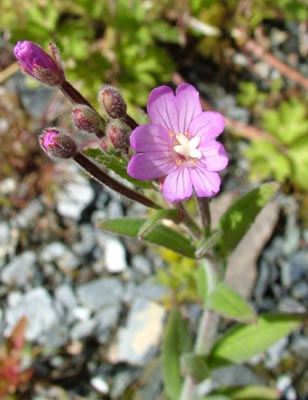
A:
[98, 85, 127, 119]
[14, 41, 65, 86]
[39, 128, 77, 159]
[72, 105, 105, 137]
[100, 136, 112, 153]
[106, 120, 130, 153]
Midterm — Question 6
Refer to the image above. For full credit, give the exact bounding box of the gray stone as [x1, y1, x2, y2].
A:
[40, 324, 69, 348]
[5, 287, 59, 341]
[113, 297, 165, 366]
[72, 224, 96, 256]
[264, 337, 288, 368]
[106, 200, 123, 219]
[131, 255, 152, 277]
[0, 222, 10, 261]
[54, 284, 77, 311]
[96, 304, 121, 344]
[39, 242, 79, 271]
[104, 237, 127, 273]
[1, 251, 37, 287]
[136, 279, 169, 302]
[77, 278, 123, 311]
[56, 170, 95, 220]
[278, 297, 306, 313]
[291, 281, 308, 300]
[111, 370, 137, 399]
[12, 199, 44, 229]
[71, 319, 97, 340]
[91, 375, 109, 394]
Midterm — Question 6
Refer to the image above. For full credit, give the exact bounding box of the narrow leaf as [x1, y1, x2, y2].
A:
[208, 313, 306, 367]
[197, 261, 218, 305]
[180, 353, 210, 383]
[138, 209, 181, 238]
[162, 309, 193, 400]
[207, 283, 256, 323]
[218, 183, 279, 256]
[99, 218, 196, 258]
[209, 385, 279, 400]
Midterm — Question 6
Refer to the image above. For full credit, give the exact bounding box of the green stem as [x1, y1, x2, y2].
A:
[73, 152, 160, 209]
[196, 197, 211, 234]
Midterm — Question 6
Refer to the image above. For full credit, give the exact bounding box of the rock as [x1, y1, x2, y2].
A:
[0, 222, 10, 262]
[1, 251, 37, 287]
[136, 279, 169, 302]
[291, 281, 308, 300]
[71, 319, 97, 340]
[12, 199, 44, 229]
[112, 297, 165, 366]
[91, 375, 109, 395]
[5, 287, 59, 341]
[264, 337, 288, 368]
[278, 297, 306, 313]
[76, 277, 123, 311]
[54, 284, 77, 311]
[111, 370, 137, 399]
[131, 255, 152, 278]
[72, 224, 96, 256]
[104, 237, 127, 273]
[96, 304, 121, 344]
[39, 242, 79, 271]
[56, 169, 95, 220]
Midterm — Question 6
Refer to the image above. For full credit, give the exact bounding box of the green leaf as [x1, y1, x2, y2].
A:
[218, 183, 279, 256]
[195, 229, 222, 258]
[138, 209, 181, 238]
[207, 283, 256, 323]
[197, 261, 218, 305]
[209, 385, 279, 400]
[84, 148, 153, 189]
[162, 310, 193, 400]
[99, 218, 197, 258]
[208, 313, 306, 367]
[180, 353, 210, 383]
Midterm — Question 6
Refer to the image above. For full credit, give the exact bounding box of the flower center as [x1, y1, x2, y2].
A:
[173, 133, 202, 160]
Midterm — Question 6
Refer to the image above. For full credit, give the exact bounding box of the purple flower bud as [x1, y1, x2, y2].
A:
[106, 120, 130, 153]
[98, 85, 127, 119]
[39, 128, 77, 159]
[72, 105, 105, 137]
[14, 41, 65, 86]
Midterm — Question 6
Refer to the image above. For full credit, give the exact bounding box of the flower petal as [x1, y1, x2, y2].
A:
[199, 141, 229, 171]
[175, 83, 202, 133]
[130, 124, 172, 152]
[189, 111, 225, 140]
[190, 167, 221, 197]
[147, 86, 179, 132]
[162, 167, 193, 202]
[127, 153, 173, 180]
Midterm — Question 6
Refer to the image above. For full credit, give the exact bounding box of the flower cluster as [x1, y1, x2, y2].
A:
[127, 84, 228, 202]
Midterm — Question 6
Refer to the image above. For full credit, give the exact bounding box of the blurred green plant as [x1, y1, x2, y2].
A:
[156, 248, 199, 305]
[2, 0, 177, 108]
[244, 98, 308, 190]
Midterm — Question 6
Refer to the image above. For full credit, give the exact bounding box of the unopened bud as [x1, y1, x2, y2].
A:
[106, 120, 130, 153]
[98, 85, 127, 119]
[14, 41, 65, 86]
[39, 128, 77, 159]
[100, 136, 112, 153]
[72, 105, 104, 137]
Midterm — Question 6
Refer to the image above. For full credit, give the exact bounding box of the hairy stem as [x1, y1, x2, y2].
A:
[73, 152, 160, 209]
[196, 197, 211, 234]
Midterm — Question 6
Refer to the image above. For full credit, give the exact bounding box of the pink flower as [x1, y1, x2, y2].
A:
[14, 41, 65, 86]
[127, 84, 228, 202]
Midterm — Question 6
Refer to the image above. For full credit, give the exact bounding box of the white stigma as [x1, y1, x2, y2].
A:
[173, 133, 202, 159]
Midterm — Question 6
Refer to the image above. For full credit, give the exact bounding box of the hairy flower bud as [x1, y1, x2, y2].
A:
[39, 128, 77, 159]
[72, 105, 105, 137]
[14, 41, 65, 86]
[106, 120, 130, 153]
[98, 85, 127, 119]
